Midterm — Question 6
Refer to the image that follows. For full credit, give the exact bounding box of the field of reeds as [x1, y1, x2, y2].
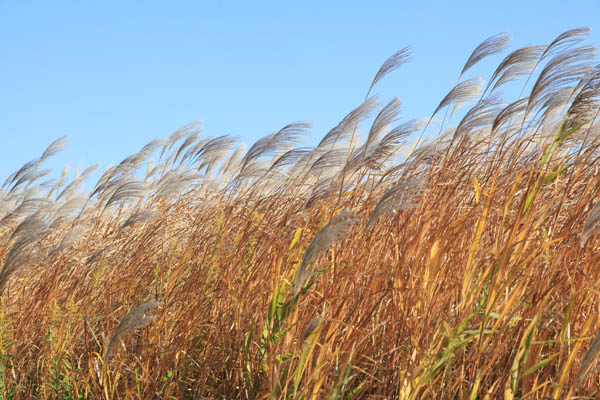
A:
[1, 28, 600, 399]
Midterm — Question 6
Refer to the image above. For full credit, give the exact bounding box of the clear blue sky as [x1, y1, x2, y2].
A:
[1, 1, 599, 183]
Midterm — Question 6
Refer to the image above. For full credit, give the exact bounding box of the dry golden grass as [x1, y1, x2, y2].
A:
[1, 29, 600, 399]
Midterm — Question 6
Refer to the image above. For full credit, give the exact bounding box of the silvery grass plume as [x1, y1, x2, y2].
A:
[0, 194, 9, 219]
[2, 136, 67, 192]
[0, 228, 50, 295]
[10, 215, 49, 241]
[9, 168, 51, 194]
[116, 139, 163, 175]
[433, 77, 484, 118]
[255, 148, 312, 194]
[304, 177, 342, 209]
[460, 32, 511, 76]
[432, 32, 510, 126]
[90, 166, 120, 200]
[363, 120, 420, 170]
[192, 135, 238, 175]
[294, 209, 358, 297]
[47, 165, 71, 200]
[48, 224, 91, 258]
[343, 145, 375, 177]
[217, 144, 246, 183]
[491, 97, 529, 136]
[39, 177, 58, 191]
[527, 45, 595, 118]
[365, 177, 425, 231]
[16, 184, 44, 203]
[234, 158, 271, 185]
[39, 135, 68, 163]
[50, 196, 88, 224]
[568, 64, 600, 125]
[366, 47, 411, 98]
[152, 169, 199, 199]
[173, 132, 202, 165]
[160, 121, 202, 160]
[540, 27, 591, 62]
[105, 301, 161, 360]
[317, 96, 380, 152]
[91, 142, 157, 203]
[535, 86, 581, 129]
[266, 147, 314, 178]
[307, 149, 348, 180]
[0, 198, 53, 230]
[385, 138, 441, 178]
[2, 159, 39, 192]
[288, 98, 379, 187]
[575, 327, 600, 389]
[488, 28, 592, 131]
[180, 139, 211, 169]
[55, 164, 100, 202]
[485, 45, 546, 94]
[145, 160, 168, 182]
[453, 93, 504, 142]
[302, 312, 325, 341]
[581, 200, 600, 247]
[238, 122, 311, 178]
[363, 97, 402, 159]
[344, 119, 418, 176]
[287, 144, 349, 191]
[5, 135, 66, 193]
[104, 180, 147, 209]
[139, 137, 167, 158]
[244, 148, 298, 196]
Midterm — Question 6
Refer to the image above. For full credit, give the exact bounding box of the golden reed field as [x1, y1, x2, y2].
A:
[1, 28, 600, 399]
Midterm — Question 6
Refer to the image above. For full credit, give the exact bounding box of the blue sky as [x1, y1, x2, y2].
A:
[1, 1, 599, 183]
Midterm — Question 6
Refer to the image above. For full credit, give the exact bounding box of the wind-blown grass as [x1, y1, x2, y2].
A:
[1, 28, 600, 399]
